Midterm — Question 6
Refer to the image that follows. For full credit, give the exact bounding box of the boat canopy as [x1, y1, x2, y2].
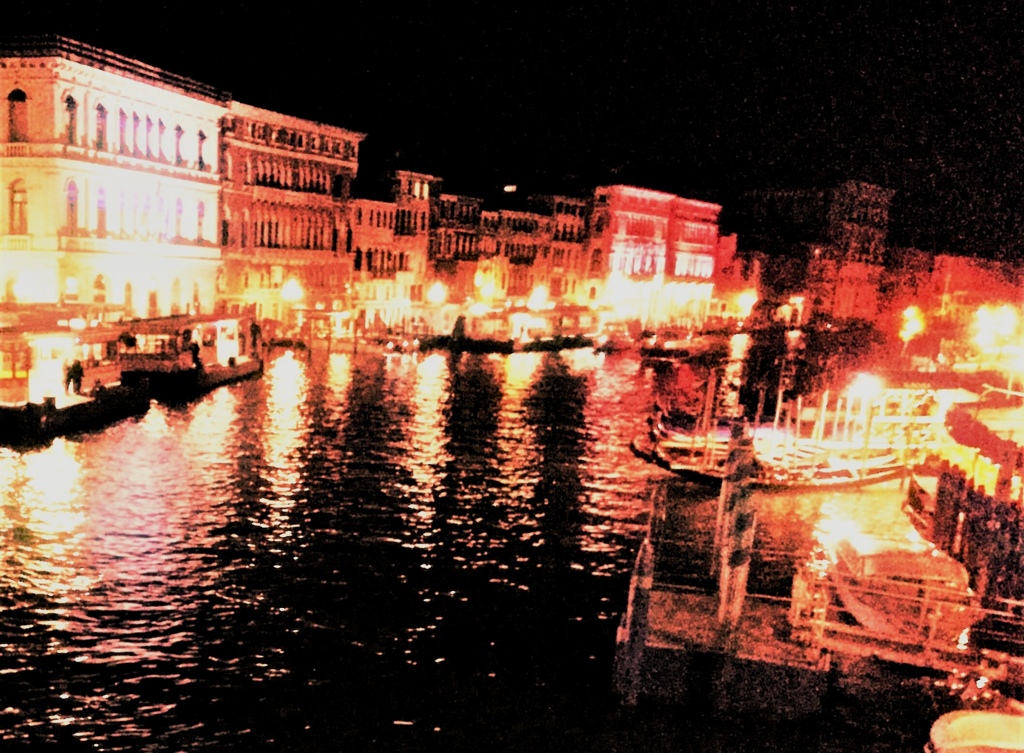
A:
[929, 710, 1024, 752]
[835, 535, 971, 590]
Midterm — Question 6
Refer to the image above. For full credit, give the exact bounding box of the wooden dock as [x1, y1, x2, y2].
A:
[613, 475, 1023, 717]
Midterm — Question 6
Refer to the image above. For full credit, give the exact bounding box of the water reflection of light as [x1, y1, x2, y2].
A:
[263, 351, 308, 508]
[20, 441, 83, 528]
[504, 352, 539, 388]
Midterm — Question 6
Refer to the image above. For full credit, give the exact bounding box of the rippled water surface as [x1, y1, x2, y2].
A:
[0, 348, 951, 751]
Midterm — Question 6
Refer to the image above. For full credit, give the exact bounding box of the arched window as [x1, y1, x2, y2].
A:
[145, 116, 153, 158]
[96, 187, 107, 237]
[197, 131, 207, 171]
[66, 181, 79, 234]
[197, 202, 205, 241]
[170, 278, 182, 315]
[7, 89, 28, 142]
[118, 109, 127, 153]
[147, 288, 159, 318]
[192, 282, 201, 314]
[9, 180, 27, 234]
[132, 112, 141, 156]
[124, 282, 133, 316]
[93, 275, 107, 303]
[65, 96, 77, 145]
[174, 125, 184, 165]
[64, 277, 79, 303]
[221, 207, 230, 246]
[95, 104, 107, 150]
[4, 279, 15, 303]
[174, 198, 183, 238]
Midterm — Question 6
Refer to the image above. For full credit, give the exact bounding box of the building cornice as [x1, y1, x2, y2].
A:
[0, 35, 230, 104]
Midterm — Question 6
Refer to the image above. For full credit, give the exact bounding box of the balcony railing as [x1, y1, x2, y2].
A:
[58, 233, 220, 259]
[0, 141, 216, 179]
[0, 235, 32, 251]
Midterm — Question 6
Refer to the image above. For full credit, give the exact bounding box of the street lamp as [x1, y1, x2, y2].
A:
[900, 305, 924, 361]
[281, 278, 304, 336]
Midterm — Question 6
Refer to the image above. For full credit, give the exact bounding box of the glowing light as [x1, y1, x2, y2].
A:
[737, 290, 758, 319]
[526, 285, 549, 311]
[975, 305, 1017, 352]
[848, 373, 884, 399]
[426, 282, 447, 306]
[14, 269, 59, 302]
[900, 305, 924, 343]
[281, 278, 304, 303]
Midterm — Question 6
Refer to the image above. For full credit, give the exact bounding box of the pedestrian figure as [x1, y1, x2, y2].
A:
[66, 360, 84, 395]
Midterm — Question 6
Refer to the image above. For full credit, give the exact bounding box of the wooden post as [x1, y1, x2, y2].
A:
[717, 423, 758, 633]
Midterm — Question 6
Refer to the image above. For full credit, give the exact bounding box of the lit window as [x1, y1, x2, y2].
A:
[95, 104, 107, 150]
[119, 109, 127, 153]
[197, 131, 207, 171]
[65, 96, 77, 145]
[66, 181, 79, 234]
[9, 180, 27, 234]
[96, 187, 107, 237]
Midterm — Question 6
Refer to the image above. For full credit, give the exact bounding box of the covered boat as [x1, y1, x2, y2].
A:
[927, 710, 1024, 752]
[119, 314, 263, 401]
[827, 533, 981, 646]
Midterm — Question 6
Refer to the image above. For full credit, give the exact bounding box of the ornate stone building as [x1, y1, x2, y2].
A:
[587, 185, 722, 329]
[219, 101, 363, 327]
[429, 192, 484, 304]
[348, 171, 436, 332]
[526, 195, 589, 305]
[1, 36, 227, 319]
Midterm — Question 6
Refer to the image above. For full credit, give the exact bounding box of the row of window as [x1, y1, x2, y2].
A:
[239, 211, 337, 251]
[23, 275, 202, 319]
[7, 88, 208, 169]
[6, 179, 210, 241]
[351, 247, 409, 275]
[240, 119, 356, 161]
[354, 206, 428, 232]
[245, 155, 335, 194]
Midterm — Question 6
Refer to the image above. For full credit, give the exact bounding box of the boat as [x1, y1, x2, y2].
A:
[593, 323, 636, 354]
[0, 326, 150, 446]
[927, 710, 1024, 752]
[119, 314, 264, 401]
[751, 452, 908, 492]
[0, 384, 150, 446]
[639, 332, 727, 362]
[826, 532, 982, 646]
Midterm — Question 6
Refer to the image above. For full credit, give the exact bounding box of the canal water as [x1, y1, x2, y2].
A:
[0, 347, 958, 751]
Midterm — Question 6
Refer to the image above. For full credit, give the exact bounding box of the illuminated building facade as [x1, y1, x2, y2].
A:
[487, 208, 548, 300]
[1, 36, 227, 319]
[219, 101, 363, 327]
[588, 185, 722, 329]
[430, 192, 484, 304]
[527, 195, 589, 305]
[349, 171, 436, 332]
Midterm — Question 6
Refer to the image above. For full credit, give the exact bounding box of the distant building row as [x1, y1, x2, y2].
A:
[1, 36, 751, 337]
[733, 181, 1024, 342]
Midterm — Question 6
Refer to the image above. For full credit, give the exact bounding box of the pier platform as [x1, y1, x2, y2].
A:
[614, 476, 1023, 718]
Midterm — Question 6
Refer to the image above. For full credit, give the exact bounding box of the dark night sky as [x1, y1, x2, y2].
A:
[9, 1, 1024, 259]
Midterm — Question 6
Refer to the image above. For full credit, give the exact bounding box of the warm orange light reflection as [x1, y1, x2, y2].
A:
[263, 351, 307, 507]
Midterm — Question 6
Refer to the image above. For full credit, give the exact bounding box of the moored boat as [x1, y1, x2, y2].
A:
[927, 710, 1024, 752]
[119, 314, 263, 402]
[826, 532, 982, 646]
[0, 324, 150, 445]
[0, 384, 149, 446]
